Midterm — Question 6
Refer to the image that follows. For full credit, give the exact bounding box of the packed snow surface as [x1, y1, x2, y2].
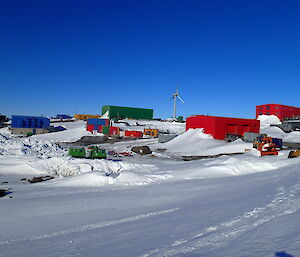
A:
[31, 120, 93, 142]
[257, 114, 281, 125]
[1, 119, 300, 257]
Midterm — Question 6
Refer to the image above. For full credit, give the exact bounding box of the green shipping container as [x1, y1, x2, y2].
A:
[102, 126, 110, 135]
[68, 148, 86, 158]
[102, 105, 153, 120]
[68, 147, 106, 159]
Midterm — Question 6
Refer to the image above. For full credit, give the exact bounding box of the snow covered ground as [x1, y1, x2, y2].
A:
[259, 115, 300, 143]
[112, 119, 186, 135]
[32, 120, 93, 142]
[0, 118, 300, 257]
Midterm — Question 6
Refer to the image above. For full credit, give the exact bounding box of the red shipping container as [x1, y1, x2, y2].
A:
[109, 126, 120, 136]
[86, 124, 94, 133]
[186, 115, 260, 140]
[124, 130, 143, 138]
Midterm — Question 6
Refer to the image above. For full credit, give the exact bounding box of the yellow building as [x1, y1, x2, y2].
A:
[74, 114, 101, 120]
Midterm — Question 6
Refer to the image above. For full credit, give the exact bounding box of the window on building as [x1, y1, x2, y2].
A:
[266, 112, 270, 115]
[259, 107, 263, 110]
[266, 105, 270, 110]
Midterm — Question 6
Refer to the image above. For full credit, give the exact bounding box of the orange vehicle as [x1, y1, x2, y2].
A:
[256, 137, 278, 156]
[288, 149, 300, 158]
[144, 128, 159, 138]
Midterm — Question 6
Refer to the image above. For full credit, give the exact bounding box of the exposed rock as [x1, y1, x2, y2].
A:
[28, 176, 54, 184]
[131, 146, 152, 155]
[0, 189, 11, 198]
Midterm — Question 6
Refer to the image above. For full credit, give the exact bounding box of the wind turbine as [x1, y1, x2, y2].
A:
[170, 89, 184, 119]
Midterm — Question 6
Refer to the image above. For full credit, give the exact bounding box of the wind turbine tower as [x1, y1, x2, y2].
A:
[170, 89, 184, 119]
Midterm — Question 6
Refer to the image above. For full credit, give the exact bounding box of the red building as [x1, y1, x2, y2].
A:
[186, 115, 260, 140]
[124, 130, 143, 138]
[256, 104, 300, 121]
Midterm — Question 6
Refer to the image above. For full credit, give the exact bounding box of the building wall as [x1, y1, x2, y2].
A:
[186, 115, 216, 137]
[124, 130, 143, 137]
[186, 115, 260, 140]
[102, 106, 153, 120]
[11, 115, 50, 129]
[11, 128, 49, 135]
[87, 118, 109, 126]
[256, 104, 300, 121]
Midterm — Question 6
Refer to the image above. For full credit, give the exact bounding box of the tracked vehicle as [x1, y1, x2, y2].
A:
[68, 146, 107, 159]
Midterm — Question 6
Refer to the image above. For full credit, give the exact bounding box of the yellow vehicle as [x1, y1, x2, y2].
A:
[144, 129, 159, 138]
[288, 149, 300, 158]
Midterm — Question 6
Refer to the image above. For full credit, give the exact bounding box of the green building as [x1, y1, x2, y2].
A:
[102, 105, 153, 120]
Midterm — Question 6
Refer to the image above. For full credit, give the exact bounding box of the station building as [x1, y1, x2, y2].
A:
[256, 104, 300, 121]
[186, 115, 260, 140]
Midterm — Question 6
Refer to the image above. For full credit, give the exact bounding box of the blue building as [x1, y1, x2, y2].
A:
[11, 115, 50, 135]
[12, 115, 50, 129]
[56, 114, 72, 119]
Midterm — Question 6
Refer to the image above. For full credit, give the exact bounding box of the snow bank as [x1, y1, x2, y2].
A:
[282, 131, 300, 143]
[260, 126, 286, 139]
[32, 126, 91, 142]
[260, 124, 300, 143]
[0, 136, 66, 158]
[257, 115, 281, 125]
[0, 156, 46, 175]
[48, 170, 171, 187]
[101, 111, 109, 119]
[47, 172, 116, 187]
[0, 127, 11, 137]
[255, 115, 300, 143]
[27, 157, 130, 177]
[115, 119, 186, 135]
[153, 129, 253, 156]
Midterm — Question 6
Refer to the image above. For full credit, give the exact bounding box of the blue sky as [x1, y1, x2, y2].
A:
[1, 0, 300, 119]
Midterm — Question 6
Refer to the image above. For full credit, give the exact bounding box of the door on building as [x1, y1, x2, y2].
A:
[226, 124, 238, 135]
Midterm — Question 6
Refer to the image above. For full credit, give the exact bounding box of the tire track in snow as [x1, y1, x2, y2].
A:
[142, 183, 300, 257]
[0, 208, 179, 246]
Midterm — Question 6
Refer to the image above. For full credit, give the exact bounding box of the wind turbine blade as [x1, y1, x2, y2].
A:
[178, 95, 185, 103]
[169, 96, 174, 101]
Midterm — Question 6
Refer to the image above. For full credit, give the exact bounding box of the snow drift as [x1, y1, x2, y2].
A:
[153, 128, 253, 156]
